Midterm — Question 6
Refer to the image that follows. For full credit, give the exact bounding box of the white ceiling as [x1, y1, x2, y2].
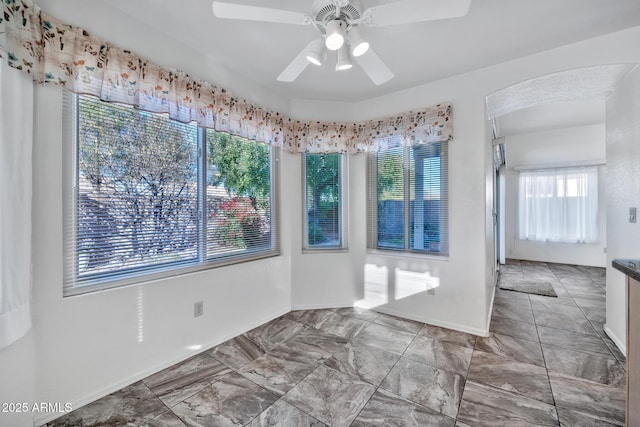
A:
[99, 0, 640, 103]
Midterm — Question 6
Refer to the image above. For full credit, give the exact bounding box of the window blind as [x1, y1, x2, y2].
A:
[302, 153, 345, 249]
[368, 139, 449, 255]
[205, 130, 275, 256]
[71, 94, 200, 283]
[63, 92, 278, 294]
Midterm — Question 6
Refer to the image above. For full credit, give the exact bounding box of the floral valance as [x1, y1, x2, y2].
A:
[0, 0, 453, 153]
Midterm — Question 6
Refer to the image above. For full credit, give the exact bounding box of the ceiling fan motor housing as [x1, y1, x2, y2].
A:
[312, 0, 362, 29]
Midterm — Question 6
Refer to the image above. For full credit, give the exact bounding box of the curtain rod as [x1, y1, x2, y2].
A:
[512, 159, 606, 171]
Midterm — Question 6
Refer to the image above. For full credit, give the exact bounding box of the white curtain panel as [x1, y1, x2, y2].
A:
[0, 60, 33, 348]
[519, 166, 598, 243]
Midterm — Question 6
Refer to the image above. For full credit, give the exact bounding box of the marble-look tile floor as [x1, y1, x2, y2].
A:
[49, 261, 626, 426]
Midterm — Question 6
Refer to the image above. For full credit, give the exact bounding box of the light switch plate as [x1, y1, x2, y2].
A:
[630, 207, 637, 223]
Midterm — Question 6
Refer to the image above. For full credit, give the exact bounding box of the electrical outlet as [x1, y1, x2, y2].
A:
[630, 207, 637, 223]
[194, 301, 203, 317]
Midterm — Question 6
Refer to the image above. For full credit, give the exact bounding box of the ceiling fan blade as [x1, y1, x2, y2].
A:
[355, 48, 394, 86]
[212, 2, 310, 25]
[277, 41, 315, 82]
[364, 0, 471, 27]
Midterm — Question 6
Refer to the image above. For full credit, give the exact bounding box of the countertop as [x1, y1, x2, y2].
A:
[613, 259, 640, 283]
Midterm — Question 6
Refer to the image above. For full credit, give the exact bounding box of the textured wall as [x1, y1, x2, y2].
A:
[605, 66, 640, 353]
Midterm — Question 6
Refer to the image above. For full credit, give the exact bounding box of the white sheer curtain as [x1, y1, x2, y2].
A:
[519, 166, 598, 243]
[0, 59, 33, 348]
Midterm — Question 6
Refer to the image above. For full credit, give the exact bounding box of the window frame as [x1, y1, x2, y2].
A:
[62, 92, 280, 296]
[301, 153, 348, 252]
[367, 142, 449, 257]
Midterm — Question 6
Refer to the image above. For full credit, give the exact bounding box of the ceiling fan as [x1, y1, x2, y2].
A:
[211, 0, 471, 86]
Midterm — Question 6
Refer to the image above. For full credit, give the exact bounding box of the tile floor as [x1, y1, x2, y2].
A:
[49, 260, 626, 426]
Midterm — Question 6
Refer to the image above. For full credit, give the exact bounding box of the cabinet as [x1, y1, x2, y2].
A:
[627, 275, 640, 427]
[613, 259, 640, 427]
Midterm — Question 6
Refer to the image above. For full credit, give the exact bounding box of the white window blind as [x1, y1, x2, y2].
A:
[63, 93, 278, 294]
[302, 153, 345, 250]
[205, 130, 275, 256]
[518, 166, 598, 243]
[368, 140, 449, 255]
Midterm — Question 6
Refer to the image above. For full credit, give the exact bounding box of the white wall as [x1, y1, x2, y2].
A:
[293, 26, 640, 337]
[0, 1, 295, 425]
[290, 99, 357, 122]
[359, 90, 491, 336]
[286, 100, 365, 310]
[291, 76, 494, 335]
[31, 85, 291, 426]
[0, 332, 37, 427]
[485, 119, 498, 316]
[289, 153, 367, 310]
[605, 66, 640, 354]
[504, 124, 607, 267]
[2, 0, 640, 423]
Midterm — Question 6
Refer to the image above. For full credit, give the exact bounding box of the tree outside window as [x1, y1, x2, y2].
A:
[304, 153, 343, 249]
[70, 94, 277, 291]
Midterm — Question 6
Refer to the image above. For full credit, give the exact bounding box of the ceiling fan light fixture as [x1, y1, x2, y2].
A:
[325, 19, 346, 51]
[336, 44, 353, 71]
[348, 27, 369, 57]
[305, 38, 326, 66]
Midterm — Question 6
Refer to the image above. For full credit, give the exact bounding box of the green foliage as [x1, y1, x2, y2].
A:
[305, 154, 340, 201]
[376, 148, 421, 201]
[214, 218, 245, 248]
[211, 197, 263, 249]
[76, 95, 274, 273]
[377, 149, 404, 201]
[305, 153, 341, 245]
[307, 222, 326, 244]
[206, 131, 270, 209]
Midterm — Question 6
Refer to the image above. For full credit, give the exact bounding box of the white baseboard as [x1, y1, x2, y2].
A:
[372, 306, 490, 337]
[603, 324, 627, 357]
[33, 308, 290, 427]
[291, 302, 490, 337]
[291, 302, 352, 311]
[485, 288, 496, 338]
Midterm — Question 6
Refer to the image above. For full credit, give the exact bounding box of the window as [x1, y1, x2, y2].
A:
[303, 153, 345, 250]
[63, 93, 278, 294]
[518, 166, 598, 243]
[368, 141, 449, 255]
[205, 130, 274, 256]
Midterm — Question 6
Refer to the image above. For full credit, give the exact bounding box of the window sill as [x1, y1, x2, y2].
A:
[518, 238, 600, 245]
[302, 247, 349, 255]
[366, 248, 449, 262]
